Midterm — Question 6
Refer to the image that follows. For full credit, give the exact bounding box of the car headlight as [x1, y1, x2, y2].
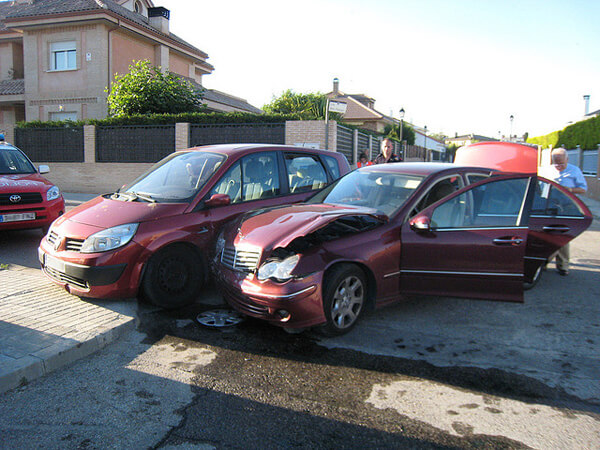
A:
[47, 185, 60, 201]
[257, 254, 299, 281]
[80, 223, 139, 253]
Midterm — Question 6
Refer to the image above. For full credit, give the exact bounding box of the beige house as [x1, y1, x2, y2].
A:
[445, 134, 498, 147]
[0, 0, 260, 140]
[325, 78, 396, 133]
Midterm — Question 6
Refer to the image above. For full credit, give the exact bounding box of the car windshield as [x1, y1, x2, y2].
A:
[118, 151, 226, 203]
[0, 147, 36, 175]
[308, 169, 424, 216]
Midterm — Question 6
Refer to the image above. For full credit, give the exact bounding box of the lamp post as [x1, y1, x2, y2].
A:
[509, 114, 514, 142]
[423, 125, 428, 161]
[399, 108, 405, 157]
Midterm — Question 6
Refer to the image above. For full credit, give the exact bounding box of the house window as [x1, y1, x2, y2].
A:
[50, 41, 76, 71]
[49, 111, 78, 122]
[134, 1, 142, 13]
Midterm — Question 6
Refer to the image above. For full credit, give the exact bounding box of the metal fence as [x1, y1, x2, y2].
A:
[566, 147, 598, 176]
[190, 123, 285, 146]
[96, 125, 175, 163]
[336, 125, 354, 164]
[15, 127, 84, 162]
[357, 132, 370, 160]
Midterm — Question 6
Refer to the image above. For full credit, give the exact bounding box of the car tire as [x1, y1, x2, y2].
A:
[319, 264, 366, 336]
[142, 245, 204, 309]
[523, 263, 543, 291]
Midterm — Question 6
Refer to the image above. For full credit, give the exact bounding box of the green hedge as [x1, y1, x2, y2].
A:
[527, 115, 600, 149]
[17, 112, 303, 128]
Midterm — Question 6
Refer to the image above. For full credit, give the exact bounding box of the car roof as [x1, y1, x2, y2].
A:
[179, 144, 345, 159]
[357, 162, 492, 177]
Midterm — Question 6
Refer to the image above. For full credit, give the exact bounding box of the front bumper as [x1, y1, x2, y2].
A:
[216, 266, 326, 329]
[0, 196, 64, 231]
[38, 238, 146, 298]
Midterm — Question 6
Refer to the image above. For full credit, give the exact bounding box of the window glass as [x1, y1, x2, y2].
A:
[466, 173, 490, 184]
[209, 162, 241, 204]
[123, 151, 225, 203]
[531, 180, 584, 217]
[308, 169, 423, 217]
[322, 155, 340, 180]
[49, 111, 77, 121]
[411, 175, 463, 216]
[50, 41, 76, 71]
[241, 152, 280, 201]
[0, 148, 36, 174]
[432, 178, 528, 228]
[284, 154, 328, 193]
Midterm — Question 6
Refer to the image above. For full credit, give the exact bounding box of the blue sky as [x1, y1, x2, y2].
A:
[159, 0, 600, 138]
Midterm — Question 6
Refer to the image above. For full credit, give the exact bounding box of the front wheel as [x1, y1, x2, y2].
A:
[142, 245, 204, 309]
[320, 264, 367, 336]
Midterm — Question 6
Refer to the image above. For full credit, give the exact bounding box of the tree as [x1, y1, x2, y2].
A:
[383, 122, 415, 145]
[106, 60, 203, 117]
[263, 90, 335, 120]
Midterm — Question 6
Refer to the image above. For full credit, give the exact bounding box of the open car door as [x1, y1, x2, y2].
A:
[400, 174, 536, 303]
[524, 177, 592, 283]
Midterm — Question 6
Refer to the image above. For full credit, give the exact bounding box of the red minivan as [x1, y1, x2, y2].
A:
[0, 136, 65, 232]
[38, 144, 349, 308]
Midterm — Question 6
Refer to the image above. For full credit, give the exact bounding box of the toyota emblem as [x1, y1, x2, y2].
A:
[53, 236, 62, 251]
[9, 195, 21, 203]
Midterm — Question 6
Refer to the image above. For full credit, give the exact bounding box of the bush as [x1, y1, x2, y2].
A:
[527, 116, 600, 149]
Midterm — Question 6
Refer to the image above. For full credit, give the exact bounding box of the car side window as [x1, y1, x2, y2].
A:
[411, 175, 463, 217]
[322, 155, 341, 180]
[209, 162, 242, 204]
[431, 178, 529, 228]
[466, 173, 490, 184]
[241, 152, 280, 201]
[531, 180, 584, 217]
[284, 154, 328, 193]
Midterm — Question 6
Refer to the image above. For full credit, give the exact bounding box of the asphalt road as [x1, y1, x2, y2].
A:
[0, 203, 598, 449]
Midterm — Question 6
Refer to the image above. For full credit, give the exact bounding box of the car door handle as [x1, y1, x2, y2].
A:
[543, 225, 570, 233]
[493, 237, 523, 246]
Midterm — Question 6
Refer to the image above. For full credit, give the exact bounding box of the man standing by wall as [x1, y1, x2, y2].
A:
[373, 138, 401, 164]
[549, 147, 587, 275]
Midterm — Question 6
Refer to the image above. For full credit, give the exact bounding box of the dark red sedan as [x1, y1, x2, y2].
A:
[216, 163, 592, 335]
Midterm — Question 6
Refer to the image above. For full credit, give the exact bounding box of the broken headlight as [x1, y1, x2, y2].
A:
[257, 254, 299, 282]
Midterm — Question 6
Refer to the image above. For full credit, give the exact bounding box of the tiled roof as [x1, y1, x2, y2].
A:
[203, 89, 263, 115]
[0, 78, 24, 95]
[0, 0, 207, 58]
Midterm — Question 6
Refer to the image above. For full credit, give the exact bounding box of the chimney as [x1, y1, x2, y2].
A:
[148, 7, 170, 34]
[583, 94, 590, 115]
[333, 77, 339, 95]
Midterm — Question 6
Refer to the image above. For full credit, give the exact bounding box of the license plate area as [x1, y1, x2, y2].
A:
[45, 254, 65, 273]
[0, 212, 36, 223]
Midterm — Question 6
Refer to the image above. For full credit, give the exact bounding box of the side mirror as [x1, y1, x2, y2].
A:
[205, 193, 231, 207]
[39, 165, 50, 174]
[410, 215, 431, 232]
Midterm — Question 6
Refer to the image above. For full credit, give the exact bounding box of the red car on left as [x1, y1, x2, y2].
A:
[0, 135, 64, 232]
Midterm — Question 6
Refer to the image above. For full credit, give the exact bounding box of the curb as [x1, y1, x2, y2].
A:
[0, 315, 136, 395]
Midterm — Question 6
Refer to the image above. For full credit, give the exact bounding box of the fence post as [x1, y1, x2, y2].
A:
[597, 144, 600, 179]
[352, 129, 359, 165]
[576, 145, 583, 169]
[176, 122, 190, 151]
[83, 125, 96, 163]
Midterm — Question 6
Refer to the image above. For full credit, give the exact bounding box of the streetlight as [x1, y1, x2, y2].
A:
[509, 115, 514, 142]
[423, 125, 428, 161]
[399, 108, 405, 157]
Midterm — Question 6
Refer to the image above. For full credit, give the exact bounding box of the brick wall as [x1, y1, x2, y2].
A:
[285, 120, 337, 150]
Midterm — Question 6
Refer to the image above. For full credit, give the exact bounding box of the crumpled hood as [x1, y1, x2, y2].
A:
[0, 173, 54, 191]
[56, 195, 189, 229]
[232, 203, 387, 251]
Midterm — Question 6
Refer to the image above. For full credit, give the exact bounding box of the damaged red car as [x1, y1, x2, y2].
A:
[215, 163, 592, 335]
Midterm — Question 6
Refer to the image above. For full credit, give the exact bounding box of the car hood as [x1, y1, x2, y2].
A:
[0, 173, 54, 191]
[55, 195, 189, 229]
[232, 204, 388, 251]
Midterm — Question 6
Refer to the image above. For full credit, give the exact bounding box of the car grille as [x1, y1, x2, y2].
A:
[43, 266, 89, 290]
[0, 192, 43, 205]
[47, 230, 85, 252]
[221, 246, 261, 273]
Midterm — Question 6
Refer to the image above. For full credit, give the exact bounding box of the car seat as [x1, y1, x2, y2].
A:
[243, 160, 264, 201]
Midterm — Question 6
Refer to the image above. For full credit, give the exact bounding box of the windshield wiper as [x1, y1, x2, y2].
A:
[131, 191, 156, 203]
